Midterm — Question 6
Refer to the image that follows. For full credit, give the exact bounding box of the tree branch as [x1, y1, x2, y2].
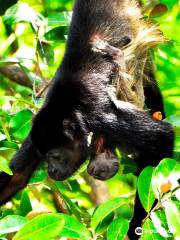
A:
[0, 64, 33, 88]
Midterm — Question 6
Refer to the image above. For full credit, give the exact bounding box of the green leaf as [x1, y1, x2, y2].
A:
[166, 114, 180, 135]
[3, 3, 41, 25]
[0, 132, 6, 141]
[44, 26, 68, 41]
[141, 219, 165, 239]
[47, 12, 72, 26]
[61, 193, 90, 221]
[174, 136, 180, 151]
[9, 109, 33, 141]
[0, 0, 18, 16]
[55, 181, 91, 221]
[95, 212, 114, 235]
[29, 162, 48, 184]
[163, 199, 180, 237]
[151, 210, 172, 238]
[138, 166, 155, 212]
[19, 191, 32, 216]
[59, 214, 91, 240]
[91, 197, 127, 230]
[0, 140, 19, 150]
[0, 155, 13, 175]
[107, 217, 129, 240]
[0, 215, 27, 235]
[13, 214, 65, 240]
[37, 41, 54, 66]
[152, 158, 180, 198]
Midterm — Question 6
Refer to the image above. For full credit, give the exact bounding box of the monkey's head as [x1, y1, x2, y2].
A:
[47, 138, 88, 181]
[87, 151, 119, 180]
[46, 117, 88, 181]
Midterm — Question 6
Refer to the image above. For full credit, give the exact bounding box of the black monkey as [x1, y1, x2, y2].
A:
[0, 0, 174, 239]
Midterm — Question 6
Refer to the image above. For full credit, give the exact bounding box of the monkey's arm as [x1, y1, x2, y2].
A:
[0, 137, 42, 205]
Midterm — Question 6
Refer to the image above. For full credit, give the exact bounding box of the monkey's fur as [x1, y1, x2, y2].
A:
[0, 0, 174, 239]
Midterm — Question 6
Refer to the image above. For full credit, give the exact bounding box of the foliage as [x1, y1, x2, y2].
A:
[0, 0, 179, 239]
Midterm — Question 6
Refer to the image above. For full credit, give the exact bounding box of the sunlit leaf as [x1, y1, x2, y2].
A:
[0, 155, 13, 175]
[0, 215, 27, 235]
[138, 166, 155, 212]
[47, 12, 72, 26]
[0, 132, 6, 141]
[29, 162, 48, 184]
[37, 41, 54, 66]
[141, 219, 165, 239]
[163, 199, 180, 237]
[91, 197, 127, 230]
[151, 210, 172, 238]
[59, 214, 91, 240]
[19, 190, 32, 216]
[107, 217, 129, 240]
[9, 109, 33, 141]
[95, 212, 114, 235]
[152, 158, 180, 198]
[13, 213, 64, 240]
[3, 3, 42, 25]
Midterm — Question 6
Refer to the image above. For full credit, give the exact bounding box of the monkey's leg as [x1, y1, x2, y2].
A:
[127, 62, 167, 238]
[0, 137, 42, 205]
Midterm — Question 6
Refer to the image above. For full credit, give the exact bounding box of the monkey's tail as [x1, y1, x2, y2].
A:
[0, 137, 42, 205]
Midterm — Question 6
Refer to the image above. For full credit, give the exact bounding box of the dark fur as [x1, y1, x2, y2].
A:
[0, 0, 174, 239]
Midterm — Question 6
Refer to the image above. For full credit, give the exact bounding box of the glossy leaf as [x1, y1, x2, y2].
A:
[0, 132, 6, 141]
[0, 215, 27, 235]
[13, 214, 64, 240]
[37, 41, 54, 66]
[91, 197, 127, 230]
[3, 3, 40, 25]
[138, 166, 155, 212]
[0, 140, 19, 150]
[0, 155, 13, 175]
[152, 158, 180, 198]
[19, 191, 32, 216]
[163, 199, 180, 237]
[44, 26, 68, 41]
[107, 217, 129, 240]
[29, 163, 48, 184]
[151, 210, 172, 238]
[9, 109, 33, 141]
[141, 219, 165, 239]
[59, 214, 91, 240]
[47, 12, 72, 26]
[95, 212, 114, 235]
